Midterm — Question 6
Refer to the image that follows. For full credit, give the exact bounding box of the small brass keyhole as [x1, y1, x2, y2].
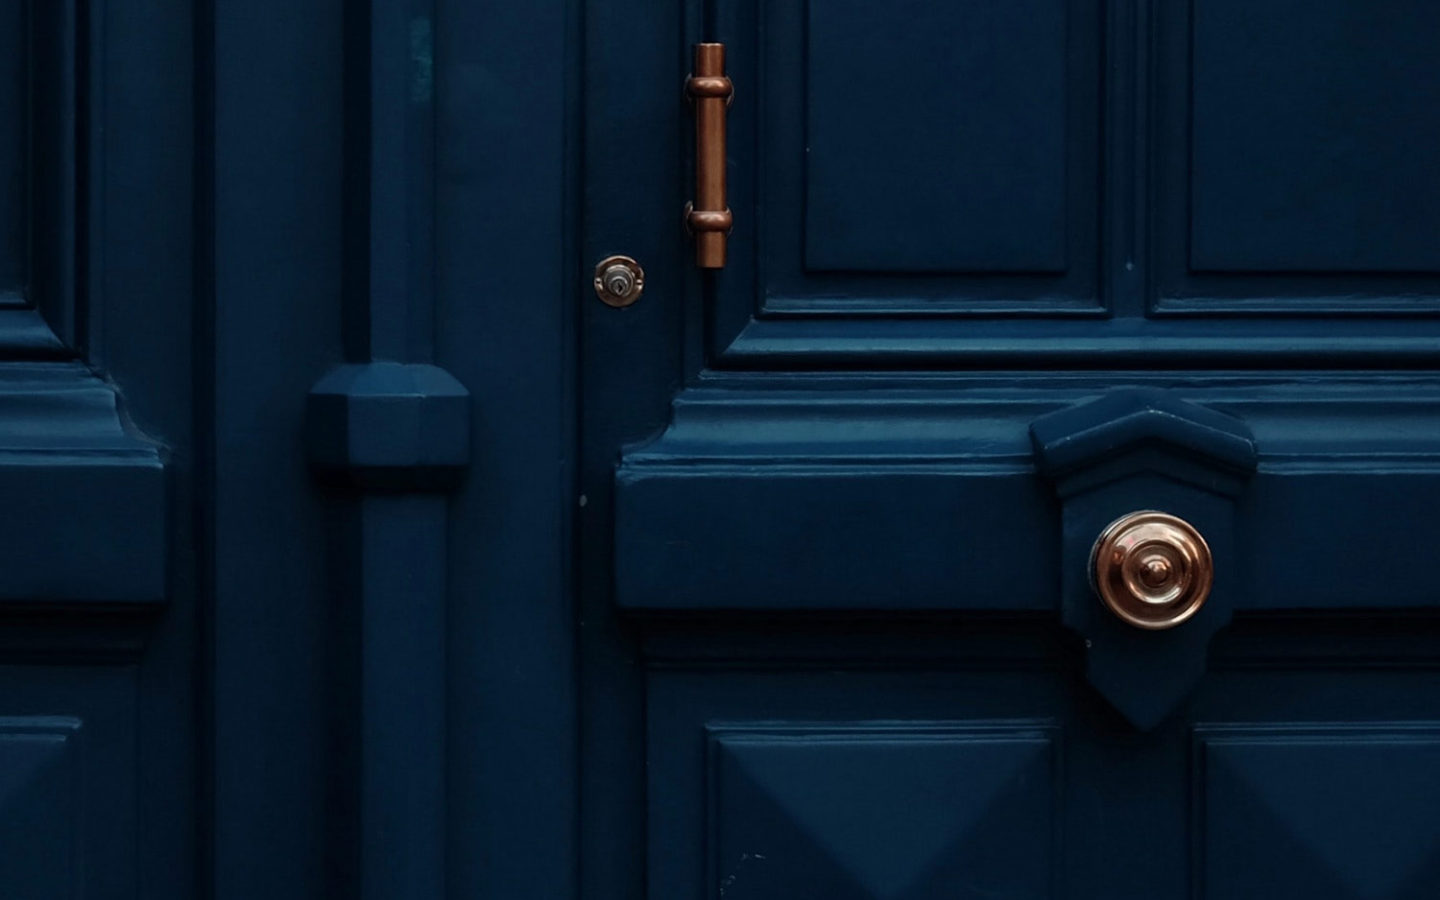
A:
[594, 256, 644, 308]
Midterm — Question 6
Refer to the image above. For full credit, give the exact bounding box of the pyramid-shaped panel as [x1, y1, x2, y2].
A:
[1197, 725, 1440, 900]
[710, 723, 1056, 900]
[0, 719, 80, 900]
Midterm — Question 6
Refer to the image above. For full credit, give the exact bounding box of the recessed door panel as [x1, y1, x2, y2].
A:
[1155, 0, 1440, 313]
[725, 0, 1099, 318]
[804, 0, 1069, 275]
[1190, 0, 1440, 273]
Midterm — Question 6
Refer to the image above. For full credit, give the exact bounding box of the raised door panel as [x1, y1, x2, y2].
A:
[801, 0, 1075, 277]
[0, 719, 80, 900]
[708, 725, 1056, 899]
[646, 669, 1070, 900]
[1195, 724, 1440, 898]
[708, 0, 1099, 352]
[0, 676, 141, 900]
[1190, 1, 1440, 274]
[667, 0, 1440, 361]
[1157, 0, 1440, 312]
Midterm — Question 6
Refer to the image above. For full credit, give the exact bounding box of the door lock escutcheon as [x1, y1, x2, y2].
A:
[594, 255, 645, 308]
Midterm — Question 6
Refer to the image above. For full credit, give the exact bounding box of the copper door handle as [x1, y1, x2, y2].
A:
[685, 43, 733, 269]
[1089, 511, 1214, 630]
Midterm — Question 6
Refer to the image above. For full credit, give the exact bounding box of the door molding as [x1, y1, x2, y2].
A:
[616, 373, 1440, 612]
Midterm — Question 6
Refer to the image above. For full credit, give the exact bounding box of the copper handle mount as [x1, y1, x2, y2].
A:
[686, 43, 733, 269]
[1089, 511, 1213, 630]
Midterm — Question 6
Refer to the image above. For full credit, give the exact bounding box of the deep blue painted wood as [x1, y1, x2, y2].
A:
[718, 316, 1440, 368]
[719, 0, 1101, 325]
[614, 376, 1440, 612]
[584, 0, 1440, 893]
[1031, 390, 1256, 727]
[804, 0, 1068, 273]
[650, 0, 1440, 360]
[0, 0, 23, 294]
[307, 362, 469, 489]
[27, 0, 80, 345]
[345, 496, 448, 900]
[209, 0, 342, 895]
[1196, 724, 1440, 897]
[20, 0, 1440, 893]
[0, 0, 84, 354]
[1152, 0, 1440, 315]
[580, 0, 688, 897]
[0, 363, 165, 605]
[1191, 0, 1440, 273]
[708, 724, 1057, 898]
[0, 1, 198, 895]
[431, 0, 580, 898]
[0, 677, 142, 898]
[617, 467, 1054, 611]
[0, 718, 81, 900]
[304, 1, 463, 897]
[91, 3, 200, 898]
[10, 0, 576, 893]
[203, 0, 581, 896]
[1030, 388, 1257, 489]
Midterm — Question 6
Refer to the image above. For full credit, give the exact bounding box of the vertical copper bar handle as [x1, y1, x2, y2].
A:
[686, 43, 733, 269]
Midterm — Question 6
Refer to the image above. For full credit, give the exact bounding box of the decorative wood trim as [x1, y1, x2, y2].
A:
[304, 2, 459, 896]
[615, 373, 1440, 612]
[717, 316, 1440, 368]
[17, 0, 82, 352]
[0, 362, 166, 610]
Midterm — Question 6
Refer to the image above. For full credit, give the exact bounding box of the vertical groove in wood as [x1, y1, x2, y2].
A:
[1104, 0, 1150, 317]
[345, 0, 437, 361]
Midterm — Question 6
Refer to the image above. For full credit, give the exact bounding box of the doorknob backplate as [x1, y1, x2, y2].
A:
[1031, 388, 1257, 730]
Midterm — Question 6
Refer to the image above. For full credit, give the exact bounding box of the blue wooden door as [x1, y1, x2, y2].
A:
[583, 1, 1440, 898]
[12, 0, 1440, 896]
[0, 1, 194, 896]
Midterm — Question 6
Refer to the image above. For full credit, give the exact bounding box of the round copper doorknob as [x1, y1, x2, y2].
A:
[1089, 511, 1213, 630]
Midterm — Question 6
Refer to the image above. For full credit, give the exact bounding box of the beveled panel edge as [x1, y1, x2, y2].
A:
[0, 308, 74, 358]
[622, 373, 1440, 464]
[1153, 293, 1440, 317]
[704, 719, 1062, 743]
[716, 316, 1440, 369]
[23, 0, 83, 350]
